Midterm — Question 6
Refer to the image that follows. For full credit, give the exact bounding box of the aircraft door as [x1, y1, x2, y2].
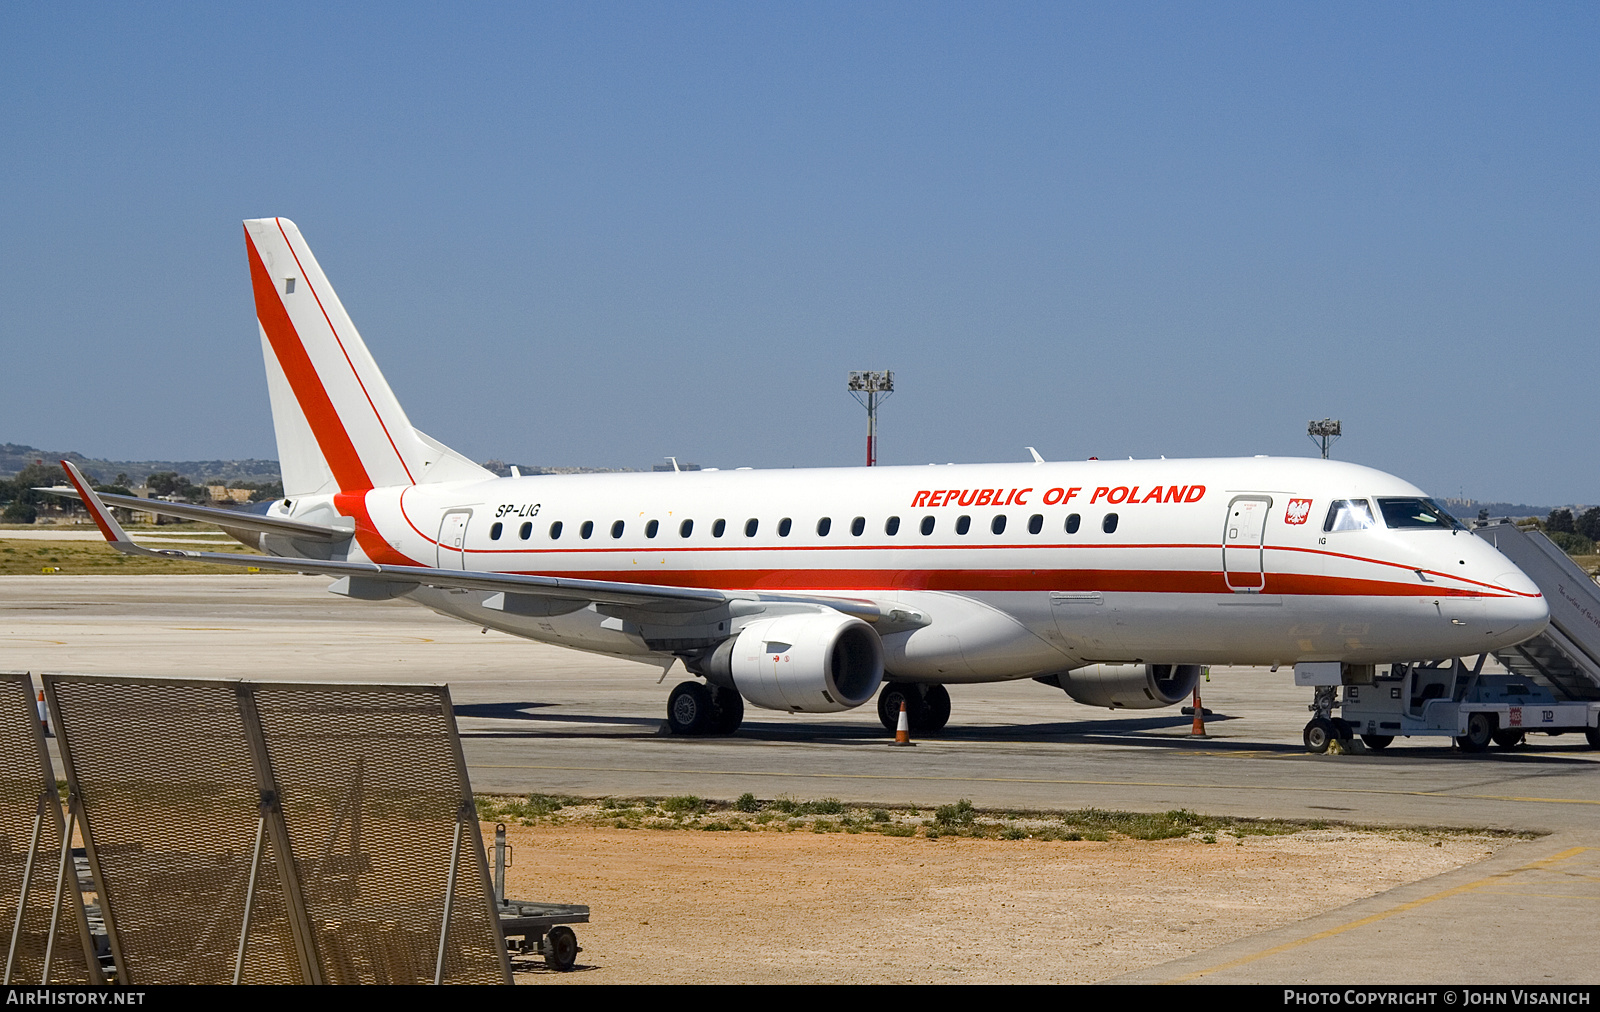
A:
[437, 510, 472, 569]
[1222, 496, 1272, 592]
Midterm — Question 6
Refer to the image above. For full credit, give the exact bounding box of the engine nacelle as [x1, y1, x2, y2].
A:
[700, 611, 884, 713]
[1044, 663, 1203, 709]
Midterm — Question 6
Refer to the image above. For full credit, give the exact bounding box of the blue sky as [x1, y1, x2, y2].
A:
[1, 3, 1594, 502]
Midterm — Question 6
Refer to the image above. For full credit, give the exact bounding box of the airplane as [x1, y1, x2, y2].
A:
[51, 217, 1550, 745]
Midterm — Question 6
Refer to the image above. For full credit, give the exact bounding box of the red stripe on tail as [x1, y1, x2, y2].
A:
[245, 226, 374, 493]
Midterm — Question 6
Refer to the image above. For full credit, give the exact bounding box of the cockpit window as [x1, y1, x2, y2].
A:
[1323, 499, 1376, 532]
[1376, 497, 1464, 531]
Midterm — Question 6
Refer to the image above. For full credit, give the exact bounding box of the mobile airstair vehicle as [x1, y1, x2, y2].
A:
[1301, 519, 1600, 754]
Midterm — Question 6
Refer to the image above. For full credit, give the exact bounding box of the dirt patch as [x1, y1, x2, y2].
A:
[492, 819, 1510, 984]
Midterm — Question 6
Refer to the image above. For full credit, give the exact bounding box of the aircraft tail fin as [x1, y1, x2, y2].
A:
[243, 217, 490, 497]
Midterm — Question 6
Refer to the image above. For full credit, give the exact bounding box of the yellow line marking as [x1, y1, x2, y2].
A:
[465, 763, 1600, 806]
[1470, 890, 1600, 900]
[1166, 847, 1591, 982]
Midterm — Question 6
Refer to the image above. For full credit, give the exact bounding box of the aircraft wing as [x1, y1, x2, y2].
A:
[37, 484, 348, 542]
[58, 461, 917, 626]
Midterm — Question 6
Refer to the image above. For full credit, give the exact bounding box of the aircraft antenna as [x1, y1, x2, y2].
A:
[1308, 418, 1342, 459]
[847, 371, 894, 466]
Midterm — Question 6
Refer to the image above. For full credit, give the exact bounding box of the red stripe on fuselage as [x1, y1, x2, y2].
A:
[333, 490, 421, 566]
[463, 566, 1508, 597]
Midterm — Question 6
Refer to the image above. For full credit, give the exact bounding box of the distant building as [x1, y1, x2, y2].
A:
[207, 485, 254, 503]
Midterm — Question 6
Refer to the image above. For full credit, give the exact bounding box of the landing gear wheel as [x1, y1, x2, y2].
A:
[667, 681, 715, 735]
[922, 683, 951, 732]
[1455, 711, 1496, 753]
[877, 682, 928, 731]
[1360, 734, 1393, 750]
[1303, 717, 1335, 754]
[1491, 729, 1525, 749]
[1588, 726, 1600, 750]
[707, 685, 744, 734]
[542, 925, 579, 971]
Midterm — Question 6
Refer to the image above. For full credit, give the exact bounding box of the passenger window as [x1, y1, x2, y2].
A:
[1102, 513, 1118, 534]
[884, 516, 900, 536]
[745, 518, 759, 537]
[991, 514, 1007, 535]
[519, 522, 531, 540]
[611, 520, 625, 539]
[549, 521, 564, 540]
[850, 516, 865, 537]
[645, 519, 659, 539]
[580, 520, 593, 540]
[1065, 513, 1080, 534]
[816, 517, 832, 536]
[490, 522, 503, 540]
[956, 515, 971, 535]
[1028, 514, 1043, 535]
[778, 518, 792, 537]
[920, 516, 935, 536]
[1324, 499, 1376, 532]
[680, 519, 694, 538]
[712, 519, 726, 538]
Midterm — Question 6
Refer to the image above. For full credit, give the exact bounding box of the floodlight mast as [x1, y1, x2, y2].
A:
[1308, 418, 1342, 460]
[848, 370, 894, 466]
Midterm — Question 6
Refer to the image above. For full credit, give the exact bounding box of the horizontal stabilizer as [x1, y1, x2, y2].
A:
[38, 484, 350, 542]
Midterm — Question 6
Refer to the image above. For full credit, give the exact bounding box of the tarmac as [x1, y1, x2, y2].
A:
[3, 574, 1597, 984]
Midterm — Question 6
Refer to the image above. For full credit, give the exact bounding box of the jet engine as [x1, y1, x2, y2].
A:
[1041, 663, 1203, 709]
[698, 611, 884, 713]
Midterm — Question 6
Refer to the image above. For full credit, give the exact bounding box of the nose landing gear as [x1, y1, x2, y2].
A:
[1302, 686, 1354, 754]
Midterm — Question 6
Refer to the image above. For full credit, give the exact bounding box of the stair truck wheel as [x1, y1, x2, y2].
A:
[1455, 711, 1495, 753]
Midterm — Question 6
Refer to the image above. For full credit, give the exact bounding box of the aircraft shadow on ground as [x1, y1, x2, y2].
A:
[452, 702, 1600, 761]
[453, 701, 1280, 749]
[454, 700, 664, 738]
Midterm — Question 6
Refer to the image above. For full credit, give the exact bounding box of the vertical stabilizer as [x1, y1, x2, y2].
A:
[244, 218, 489, 496]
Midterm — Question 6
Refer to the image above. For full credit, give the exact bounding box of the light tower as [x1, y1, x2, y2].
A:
[1308, 418, 1342, 460]
[848, 370, 894, 466]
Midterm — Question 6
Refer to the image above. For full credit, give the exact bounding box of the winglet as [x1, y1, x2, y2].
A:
[60, 460, 134, 545]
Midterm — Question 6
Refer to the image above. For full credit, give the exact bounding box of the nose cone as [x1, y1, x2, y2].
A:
[1481, 580, 1549, 651]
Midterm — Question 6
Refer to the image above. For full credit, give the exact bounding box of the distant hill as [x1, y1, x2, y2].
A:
[0, 443, 281, 486]
[1439, 498, 1591, 522]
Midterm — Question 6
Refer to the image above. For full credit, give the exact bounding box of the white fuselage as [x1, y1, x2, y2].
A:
[265, 455, 1549, 682]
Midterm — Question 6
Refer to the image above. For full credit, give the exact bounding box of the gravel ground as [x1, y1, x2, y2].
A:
[495, 819, 1509, 984]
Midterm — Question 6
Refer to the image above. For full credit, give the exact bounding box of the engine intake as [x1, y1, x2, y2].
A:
[1042, 663, 1202, 709]
[699, 611, 884, 713]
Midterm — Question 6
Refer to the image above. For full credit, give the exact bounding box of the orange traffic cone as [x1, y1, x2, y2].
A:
[1190, 690, 1207, 738]
[891, 700, 914, 746]
[37, 690, 51, 738]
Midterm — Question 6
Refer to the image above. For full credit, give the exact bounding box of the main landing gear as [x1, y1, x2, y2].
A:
[666, 681, 744, 736]
[877, 682, 952, 733]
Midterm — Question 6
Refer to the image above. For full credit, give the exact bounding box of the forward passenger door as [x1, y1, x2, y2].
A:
[1223, 496, 1272, 592]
